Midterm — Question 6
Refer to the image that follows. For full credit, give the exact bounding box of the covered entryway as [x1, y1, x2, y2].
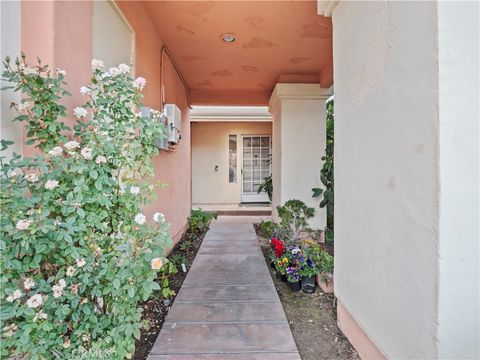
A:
[191, 106, 273, 213]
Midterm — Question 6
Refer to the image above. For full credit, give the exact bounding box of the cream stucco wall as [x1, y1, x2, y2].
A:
[191, 121, 272, 204]
[0, 0, 22, 159]
[437, 1, 479, 358]
[332, 1, 479, 358]
[269, 84, 330, 230]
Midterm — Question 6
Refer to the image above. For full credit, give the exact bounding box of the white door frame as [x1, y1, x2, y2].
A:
[241, 134, 271, 203]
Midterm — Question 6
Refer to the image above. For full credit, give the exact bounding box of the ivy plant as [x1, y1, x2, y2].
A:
[1, 55, 171, 359]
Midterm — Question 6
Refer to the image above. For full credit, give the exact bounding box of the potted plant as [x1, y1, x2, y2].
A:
[286, 266, 301, 291]
[274, 256, 288, 282]
[298, 257, 318, 293]
[316, 249, 334, 293]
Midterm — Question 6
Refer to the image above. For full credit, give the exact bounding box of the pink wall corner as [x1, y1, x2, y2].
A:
[21, 0, 92, 157]
[337, 301, 387, 360]
[117, 1, 191, 245]
[53, 1, 93, 129]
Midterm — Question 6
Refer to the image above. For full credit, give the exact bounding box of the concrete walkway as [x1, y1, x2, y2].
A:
[148, 216, 300, 360]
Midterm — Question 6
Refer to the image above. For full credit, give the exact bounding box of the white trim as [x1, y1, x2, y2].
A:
[317, 0, 339, 17]
[269, 83, 333, 114]
[190, 106, 272, 121]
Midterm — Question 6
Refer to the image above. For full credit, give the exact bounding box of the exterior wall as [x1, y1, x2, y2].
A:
[191, 121, 272, 204]
[20, 1, 93, 157]
[0, 0, 22, 159]
[116, 1, 192, 244]
[17, 0, 191, 244]
[332, 1, 479, 358]
[269, 84, 329, 230]
[437, 1, 479, 358]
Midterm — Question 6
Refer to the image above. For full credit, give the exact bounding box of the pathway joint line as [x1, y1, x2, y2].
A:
[147, 216, 300, 359]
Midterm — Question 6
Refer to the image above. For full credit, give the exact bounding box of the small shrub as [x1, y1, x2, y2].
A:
[258, 220, 279, 238]
[277, 199, 315, 242]
[188, 209, 216, 234]
[0, 56, 170, 359]
[170, 254, 187, 269]
[157, 260, 177, 300]
[179, 240, 192, 253]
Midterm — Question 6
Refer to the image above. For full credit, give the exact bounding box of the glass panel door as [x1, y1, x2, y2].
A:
[241, 135, 271, 202]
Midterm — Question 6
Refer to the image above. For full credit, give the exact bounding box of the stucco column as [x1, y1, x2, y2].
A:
[269, 83, 332, 230]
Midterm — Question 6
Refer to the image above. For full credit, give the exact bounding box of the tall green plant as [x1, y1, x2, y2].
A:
[312, 96, 334, 243]
[257, 155, 272, 202]
[1, 55, 171, 359]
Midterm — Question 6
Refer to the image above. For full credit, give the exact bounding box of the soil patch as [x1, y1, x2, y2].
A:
[132, 229, 207, 360]
[255, 226, 359, 360]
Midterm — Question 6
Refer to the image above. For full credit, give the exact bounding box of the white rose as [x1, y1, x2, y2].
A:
[73, 107, 88, 119]
[18, 101, 34, 114]
[66, 266, 76, 277]
[80, 147, 93, 160]
[24, 278, 35, 290]
[133, 77, 147, 90]
[118, 63, 131, 74]
[64, 141, 80, 150]
[6, 289, 23, 302]
[45, 179, 59, 190]
[80, 86, 91, 95]
[33, 310, 48, 322]
[26, 294, 44, 308]
[95, 156, 107, 164]
[56, 68, 66, 76]
[16, 219, 32, 230]
[48, 146, 63, 157]
[134, 213, 146, 225]
[91, 59, 104, 70]
[108, 67, 121, 76]
[153, 212, 165, 223]
[25, 173, 39, 183]
[23, 67, 38, 76]
[130, 186, 140, 195]
[52, 284, 64, 298]
[76, 259, 86, 268]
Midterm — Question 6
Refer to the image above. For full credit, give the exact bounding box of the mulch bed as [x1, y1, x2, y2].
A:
[254, 225, 359, 360]
[132, 229, 207, 360]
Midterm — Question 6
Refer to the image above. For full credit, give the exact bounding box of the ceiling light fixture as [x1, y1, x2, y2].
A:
[222, 33, 236, 43]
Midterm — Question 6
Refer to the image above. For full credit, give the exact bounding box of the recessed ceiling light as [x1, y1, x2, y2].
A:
[222, 33, 236, 43]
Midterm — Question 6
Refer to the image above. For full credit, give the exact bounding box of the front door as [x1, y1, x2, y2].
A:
[241, 135, 271, 203]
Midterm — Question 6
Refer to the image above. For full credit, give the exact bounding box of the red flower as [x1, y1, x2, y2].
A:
[270, 237, 285, 257]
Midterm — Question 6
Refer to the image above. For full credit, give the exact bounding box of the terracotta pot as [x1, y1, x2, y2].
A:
[316, 274, 334, 294]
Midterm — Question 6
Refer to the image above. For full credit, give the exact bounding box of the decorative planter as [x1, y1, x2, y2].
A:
[316, 274, 334, 294]
[287, 280, 301, 292]
[301, 275, 316, 294]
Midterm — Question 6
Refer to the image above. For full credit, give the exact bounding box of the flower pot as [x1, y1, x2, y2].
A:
[287, 280, 301, 292]
[276, 271, 287, 282]
[316, 274, 334, 294]
[301, 275, 316, 294]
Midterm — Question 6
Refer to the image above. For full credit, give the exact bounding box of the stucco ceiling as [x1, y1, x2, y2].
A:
[141, 0, 332, 105]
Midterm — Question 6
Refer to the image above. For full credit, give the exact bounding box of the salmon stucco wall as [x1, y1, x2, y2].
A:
[117, 1, 191, 244]
[20, 0, 191, 244]
[21, 1, 93, 157]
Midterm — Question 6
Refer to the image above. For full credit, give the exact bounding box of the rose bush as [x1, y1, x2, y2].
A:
[1, 54, 171, 359]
